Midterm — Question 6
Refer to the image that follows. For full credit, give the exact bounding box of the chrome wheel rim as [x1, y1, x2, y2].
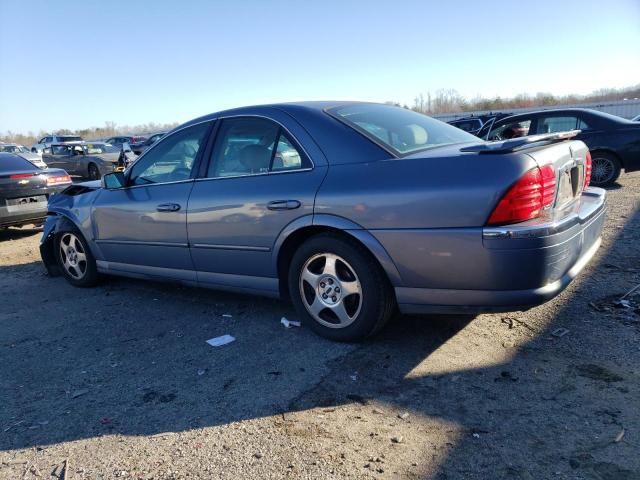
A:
[299, 253, 362, 329]
[59, 233, 87, 279]
[591, 156, 615, 185]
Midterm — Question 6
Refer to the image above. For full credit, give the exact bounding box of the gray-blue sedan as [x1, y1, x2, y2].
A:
[40, 102, 606, 341]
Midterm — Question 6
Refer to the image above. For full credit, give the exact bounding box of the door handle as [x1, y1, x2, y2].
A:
[156, 203, 181, 212]
[267, 200, 301, 211]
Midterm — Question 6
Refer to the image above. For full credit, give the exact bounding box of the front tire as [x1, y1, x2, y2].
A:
[288, 233, 395, 342]
[590, 152, 621, 187]
[54, 230, 100, 287]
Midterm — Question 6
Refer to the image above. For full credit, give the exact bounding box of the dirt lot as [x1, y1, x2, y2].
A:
[1, 174, 639, 480]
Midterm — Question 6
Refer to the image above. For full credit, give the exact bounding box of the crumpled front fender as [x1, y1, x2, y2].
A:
[39, 214, 78, 277]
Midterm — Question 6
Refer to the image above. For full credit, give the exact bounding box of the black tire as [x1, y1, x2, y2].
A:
[88, 163, 100, 180]
[54, 229, 100, 287]
[288, 233, 395, 342]
[590, 151, 621, 187]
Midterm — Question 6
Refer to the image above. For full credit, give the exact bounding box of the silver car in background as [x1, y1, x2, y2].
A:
[0, 143, 47, 168]
[42, 142, 137, 180]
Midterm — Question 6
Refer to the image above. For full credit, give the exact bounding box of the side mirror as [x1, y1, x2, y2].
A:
[101, 171, 126, 189]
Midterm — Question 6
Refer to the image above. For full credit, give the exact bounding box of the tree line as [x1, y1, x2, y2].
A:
[0, 121, 179, 148]
[394, 84, 640, 114]
[2, 84, 639, 146]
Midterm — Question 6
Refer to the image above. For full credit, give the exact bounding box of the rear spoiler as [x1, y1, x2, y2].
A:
[461, 130, 580, 154]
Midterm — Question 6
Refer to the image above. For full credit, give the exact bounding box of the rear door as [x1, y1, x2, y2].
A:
[187, 114, 327, 292]
[91, 121, 213, 280]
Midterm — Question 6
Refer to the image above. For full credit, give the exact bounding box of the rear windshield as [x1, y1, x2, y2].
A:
[0, 153, 36, 172]
[60, 136, 82, 142]
[327, 104, 479, 156]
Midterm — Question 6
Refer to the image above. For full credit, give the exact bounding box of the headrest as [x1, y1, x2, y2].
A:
[398, 124, 428, 146]
[238, 144, 271, 172]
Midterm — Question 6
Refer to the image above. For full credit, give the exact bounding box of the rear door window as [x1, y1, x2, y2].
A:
[535, 116, 588, 134]
[207, 117, 309, 178]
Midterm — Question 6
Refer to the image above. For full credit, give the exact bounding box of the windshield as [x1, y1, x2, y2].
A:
[327, 103, 479, 155]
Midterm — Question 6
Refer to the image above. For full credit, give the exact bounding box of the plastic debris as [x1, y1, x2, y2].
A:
[206, 335, 236, 347]
[71, 388, 89, 398]
[280, 317, 301, 329]
[551, 327, 570, 338]
[222, 314, 233, 318]
[614, 429, 625, 443]
[472, 433, 480, 438]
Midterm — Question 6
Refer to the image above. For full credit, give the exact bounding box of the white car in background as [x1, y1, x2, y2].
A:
[0, 143, 47, 168]
[30, 134, 83, 153]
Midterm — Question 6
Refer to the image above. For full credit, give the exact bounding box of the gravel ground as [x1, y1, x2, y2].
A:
[1, 173, 639, 480]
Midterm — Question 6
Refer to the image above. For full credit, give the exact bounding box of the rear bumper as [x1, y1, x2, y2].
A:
[393, 187, 606, 314]
[0, 208, 47, 228]
[0, 186, 69, 228]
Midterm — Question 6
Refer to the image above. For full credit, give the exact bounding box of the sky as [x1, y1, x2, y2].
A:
[0, 0, 638, 133]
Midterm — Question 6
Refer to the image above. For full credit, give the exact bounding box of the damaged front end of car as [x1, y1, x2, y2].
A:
[40, 181, 102, 276]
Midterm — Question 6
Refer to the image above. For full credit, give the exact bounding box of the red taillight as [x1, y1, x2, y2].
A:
[10, 173, 33, 179]
[584, 151, 592, 189]
[487, 165, 556, 226]
[46, 174, 71, 186]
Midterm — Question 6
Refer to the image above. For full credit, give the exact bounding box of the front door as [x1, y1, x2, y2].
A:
[43, 145, 77, 174]
[91, 121, 212, 281]
[187, 116, 327, 293]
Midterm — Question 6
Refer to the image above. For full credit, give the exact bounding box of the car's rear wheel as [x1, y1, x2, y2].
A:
[590, 152, 621, 187]
[88, 163, 101, 180]
[288, 233, 395, 342]
[55, 230, 100, 287]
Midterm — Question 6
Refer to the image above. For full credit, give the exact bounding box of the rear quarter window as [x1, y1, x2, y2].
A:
[327, 104, 478, 156]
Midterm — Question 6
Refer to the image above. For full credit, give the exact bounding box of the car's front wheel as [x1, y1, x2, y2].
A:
[54, 230, 100, 287]
[288, 233, 395, 342]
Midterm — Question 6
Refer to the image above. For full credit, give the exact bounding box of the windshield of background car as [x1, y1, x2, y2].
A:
[0, 145, 18, 153]
[83, 143, 119, 154]
[0, 154, 36, 172]
[327, 104, 479, 156]
[60, 136, 82, 142]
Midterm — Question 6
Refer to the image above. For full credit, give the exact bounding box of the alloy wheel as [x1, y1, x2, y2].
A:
[299, 253, 362, 328]
[591, 156, 615, 185]
[59, 233, 88, 279]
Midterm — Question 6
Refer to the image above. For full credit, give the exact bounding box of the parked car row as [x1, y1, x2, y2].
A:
[448, 108, 640, 186]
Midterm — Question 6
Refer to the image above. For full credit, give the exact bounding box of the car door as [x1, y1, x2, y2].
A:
[187, 114, 328, 293]
[44, 145, 76, 173]
[91, 121, 213, 281]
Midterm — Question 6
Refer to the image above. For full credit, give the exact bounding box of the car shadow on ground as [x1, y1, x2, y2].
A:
[1, 208, 638, 478]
